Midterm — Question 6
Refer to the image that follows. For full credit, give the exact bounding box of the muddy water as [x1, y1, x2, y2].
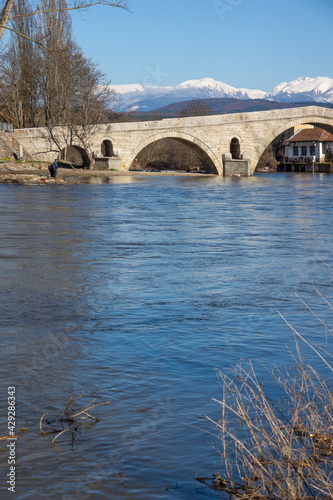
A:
[1, 173, 333, 499]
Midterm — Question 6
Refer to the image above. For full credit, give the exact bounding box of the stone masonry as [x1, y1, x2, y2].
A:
[13, 106, 333, 176]
[0, 131, 33, 160]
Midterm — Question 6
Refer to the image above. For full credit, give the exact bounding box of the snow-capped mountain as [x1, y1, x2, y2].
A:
[111, 76, 333, 112]
[266, 77, 333, 103]
[174, 78, 266, 100]
[111, 77, 266, 111]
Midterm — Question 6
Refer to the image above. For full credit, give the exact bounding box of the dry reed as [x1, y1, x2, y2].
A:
[40, 395, 110, 445]
[203, 292, 333, 499]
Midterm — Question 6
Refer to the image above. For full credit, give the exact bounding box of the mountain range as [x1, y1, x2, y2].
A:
[111, 77, 333, 112]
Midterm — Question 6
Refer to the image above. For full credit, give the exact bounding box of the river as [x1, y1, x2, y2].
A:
[1, 172, 333, 499]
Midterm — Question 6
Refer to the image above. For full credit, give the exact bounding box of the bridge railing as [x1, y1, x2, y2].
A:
[285, 156, 319, 164]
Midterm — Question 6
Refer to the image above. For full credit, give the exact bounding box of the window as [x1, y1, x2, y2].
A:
[301, 146, 307, 156]
[293, 146, 299, 156]
[310, 146, 315, 156]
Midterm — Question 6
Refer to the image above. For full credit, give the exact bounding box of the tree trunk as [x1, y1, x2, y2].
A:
[0, 0, 15, 42]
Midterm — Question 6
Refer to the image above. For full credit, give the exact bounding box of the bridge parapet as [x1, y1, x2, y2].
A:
[13, 106, 333, 176]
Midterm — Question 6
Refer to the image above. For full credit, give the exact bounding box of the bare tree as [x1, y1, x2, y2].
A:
[256, 128, 294, 172]
[36, 41, 117, 165]
[43, 52, 117, 165]
[0, 0, 128, 44]
[0, 0, 118, 167]
[177, 100, 212, 118]
[0, 0, 41, 127]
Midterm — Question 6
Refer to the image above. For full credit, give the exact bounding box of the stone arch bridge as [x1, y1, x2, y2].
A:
[14, 105, 333, 176]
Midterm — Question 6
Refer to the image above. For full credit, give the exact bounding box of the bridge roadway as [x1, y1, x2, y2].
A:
[14, 105, 333, 176]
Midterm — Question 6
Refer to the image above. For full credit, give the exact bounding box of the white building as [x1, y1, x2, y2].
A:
[285, 128, 333, 162]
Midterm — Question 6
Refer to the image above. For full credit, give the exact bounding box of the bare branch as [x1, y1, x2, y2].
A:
[0, 0, 129, 44]
[51, 428, 70, 444]
[9, 1, 129, 20]
[1, 24, 63, 54]
[0, 0, 15, 40]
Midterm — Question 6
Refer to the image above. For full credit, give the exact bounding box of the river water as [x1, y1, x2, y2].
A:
[1, 172, 333, 499]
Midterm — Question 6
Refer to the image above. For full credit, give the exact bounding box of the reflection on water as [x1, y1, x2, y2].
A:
[105, 175, 140, 184]
[86, 174, 141, 184]
[0, 173, 333, 499]
[66, 174, 146, 184]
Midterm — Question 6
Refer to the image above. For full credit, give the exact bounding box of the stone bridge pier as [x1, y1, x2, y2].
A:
[14, 106, 333, 176]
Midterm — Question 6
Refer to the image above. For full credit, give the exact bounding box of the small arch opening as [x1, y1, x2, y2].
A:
[230, 138, 241, 159]
[101, 140, 113, 157]
[59, 145, 91, 169]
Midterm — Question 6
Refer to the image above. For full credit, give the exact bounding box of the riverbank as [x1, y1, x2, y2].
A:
[0, 162, 214, 184]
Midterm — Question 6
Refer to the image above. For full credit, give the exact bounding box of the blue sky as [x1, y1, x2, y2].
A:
[71, 0, 333, 90]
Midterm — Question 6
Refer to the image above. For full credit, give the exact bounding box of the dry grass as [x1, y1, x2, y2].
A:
[40, 395, 110, 445]
[203, 293, 333, 499]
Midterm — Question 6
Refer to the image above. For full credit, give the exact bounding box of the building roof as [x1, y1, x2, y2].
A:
[288, 128, 333, 143]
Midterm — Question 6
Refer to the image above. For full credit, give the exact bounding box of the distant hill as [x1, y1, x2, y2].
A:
[108, 98, 333, 123]
[142, 98, 333, 119]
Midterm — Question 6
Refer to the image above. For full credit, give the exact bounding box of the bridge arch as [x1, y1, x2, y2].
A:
[59, 145, 91, 168]
[258, 116, 333, 161]
[255, 114, 333, 172]
[126, 131, 222, 175]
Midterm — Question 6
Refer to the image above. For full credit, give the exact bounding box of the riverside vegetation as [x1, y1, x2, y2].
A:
[200, 292, 333, 499]
[40, 396, 111, 446]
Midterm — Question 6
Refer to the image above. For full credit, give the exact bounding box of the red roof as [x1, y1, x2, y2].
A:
[289, 128, 333, 142]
